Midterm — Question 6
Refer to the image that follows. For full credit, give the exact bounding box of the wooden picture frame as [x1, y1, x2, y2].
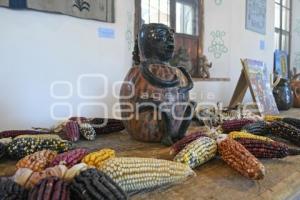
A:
[229, 59, 279, 115]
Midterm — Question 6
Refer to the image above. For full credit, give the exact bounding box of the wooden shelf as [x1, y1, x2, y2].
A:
[193, 77, 231, 82]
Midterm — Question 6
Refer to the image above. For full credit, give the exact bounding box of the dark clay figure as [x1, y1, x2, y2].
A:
[120, 23, 195, 146]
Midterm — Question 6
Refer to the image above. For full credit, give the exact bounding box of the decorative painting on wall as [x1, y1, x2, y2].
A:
[0, 0, 115, 22]
[245, 0, 267, 34]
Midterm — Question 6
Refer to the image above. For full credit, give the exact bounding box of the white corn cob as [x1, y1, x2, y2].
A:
[98, 157, 195, 193]
[174, 137, 217, 169]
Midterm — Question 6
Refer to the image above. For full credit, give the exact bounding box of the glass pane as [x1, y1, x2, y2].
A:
[275, 0, 280, 3]
[275, 4, 281, 29]
[282, 9, 290, 31]
[274, 32, 280, 50]
[176, 3, 183, 33]
[141, 0, 170, 26]
[281, 34, 289, 54]
[282, 0, 290, 8]
[141, 0, 150, 24]
[176, 1, 197, 35]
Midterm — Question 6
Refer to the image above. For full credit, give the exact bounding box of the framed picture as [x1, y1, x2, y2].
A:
[274, 50, 288, 79]
[245, 0, 267, 35]
[0, 0, 115, 23]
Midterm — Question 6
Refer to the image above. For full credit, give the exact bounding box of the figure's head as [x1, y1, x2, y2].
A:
[138, 23, 175, 62]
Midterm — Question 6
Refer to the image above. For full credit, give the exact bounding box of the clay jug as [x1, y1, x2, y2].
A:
[119, 23, 195, 145]
[273, 78, 293, 110]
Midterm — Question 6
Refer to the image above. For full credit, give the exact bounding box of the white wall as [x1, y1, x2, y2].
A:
[291, 0, 300, 73]
[0, 0, 275, 130]
[0, 0, 134, 130]
[193, 0, 275, 105]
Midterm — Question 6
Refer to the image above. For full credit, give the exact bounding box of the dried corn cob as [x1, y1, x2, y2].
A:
[70, 169, 128, 200]
[13, 168, 34, 188]
[228, 131, 273, 142]
[221, 119, 255, 133]
[241, 121, 270, 135]
[98, 157, 195, 193]
[270, 121, 300, 146]
[90, 118, 125, 134]
[50, 148, 88, 168]
[69, 116, 88, 123]
[0, 178, 28, 200]
[25, 165, 68, 188]
[170, 132, 208, 155]
[28, 177, 70, 200]
[217, 136, 265, 180]
[235, 138, 300, 158]
[264, 115, 283, 122]
[79, 123, 96, 140]
[64, 121, 80, 142]
[82, 148, 115, 168]
[0, 130, 48, 139]
[15, 134, 62, 140]
[174, 137, 217, 169]
[64, 163, 89, 181]
[7, 137, 73, 159]
[0, 142, 6, 160]
[0, 137, 12, 145]
[282, 118, 300, 130]
[16, 150, 57, 172]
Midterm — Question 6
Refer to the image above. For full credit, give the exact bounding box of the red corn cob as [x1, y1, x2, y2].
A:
[64, 121, 80, 142]
[235, 138, 300, 158]
[282, 118, 300, 130]
[0, 130, 48, 139]
[270, 121, 300, 146]
[221, 119, 255, 133]
[170, 132, 208, 155]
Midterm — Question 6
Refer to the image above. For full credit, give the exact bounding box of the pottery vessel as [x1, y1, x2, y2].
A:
[119, 23, 195, 145]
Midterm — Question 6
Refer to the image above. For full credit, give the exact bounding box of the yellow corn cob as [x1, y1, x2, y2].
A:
[15, 134, 62, 140]
[264, 115, 283, 122]
[82, 149, 115, 168]
[228, 131, 273, 142]
[98, 157, 195, 193]
[174, 137, 217, 169]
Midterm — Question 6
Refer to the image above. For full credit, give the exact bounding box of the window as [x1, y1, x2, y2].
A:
[140, 0, 198, 36]
[141, 0, 170, 26]
[176, 1, 198, 35]
[274, 0, 291, 54]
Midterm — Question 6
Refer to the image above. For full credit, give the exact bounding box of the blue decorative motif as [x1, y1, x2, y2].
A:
[294, 52, 300, 69]
[125, 11, 134, 51]
[294, 19, 300, 36]
[208, 31, 228, 59]
[215, 0, 223, 5]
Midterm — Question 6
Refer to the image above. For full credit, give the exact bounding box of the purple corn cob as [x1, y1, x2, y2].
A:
[221, 119, 255, 133]
[64, 121, 80, 142]
[89, 118, 125, 134]
[0, 130, 48, 139]
[50, 148, 89, 168]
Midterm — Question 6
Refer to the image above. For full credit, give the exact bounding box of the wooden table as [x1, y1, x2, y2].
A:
[1, 109, 300, 200]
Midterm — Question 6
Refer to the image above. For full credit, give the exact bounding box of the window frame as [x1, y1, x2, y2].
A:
[134, 0, 203, 38]
[274, 0, 292, 55]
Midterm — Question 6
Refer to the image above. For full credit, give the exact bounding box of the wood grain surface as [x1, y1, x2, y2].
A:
[1, 109, 300, 200]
